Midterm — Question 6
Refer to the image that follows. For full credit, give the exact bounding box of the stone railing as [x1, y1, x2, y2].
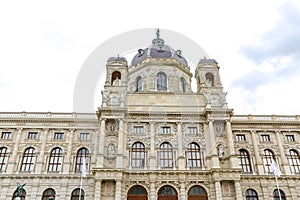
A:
[232, 115, 300, 122]
[0, 112, 97, 120]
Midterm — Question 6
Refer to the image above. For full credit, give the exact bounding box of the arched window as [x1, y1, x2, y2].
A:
[111, 71, 121, 85]
[157, 72, 167, 91]
[20, 147, 36, 172]
[159, 142, 173, 168]
[12, 189, 26, 200]
[0, 147, 8, 172]
[127, 185, 148, 200]
[75, 148, 89, 173]
[238, 149, 252, 173]
[205, 72, 214, 87]
[288, 149, 300, 174]
[158, 185, 177, 200]
[42, 188, 55, 200]
[263, 149, 275, 173]
[135, 76, 142, 92]
[188, 185, 208, 200]
[187, 143, 202, 169]
[48, 147, 63, 172]
[273, 189, 286, 200]
[179, 77, 186, 92]
[245, 189, 258, 200]
[131, 142, 145, 168]
[71, 188, 84, 200]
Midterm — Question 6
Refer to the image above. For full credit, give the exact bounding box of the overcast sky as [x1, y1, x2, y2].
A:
[0, 0, 300, 115]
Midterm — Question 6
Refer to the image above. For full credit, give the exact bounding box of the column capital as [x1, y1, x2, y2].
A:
[17, 128, 23, 132]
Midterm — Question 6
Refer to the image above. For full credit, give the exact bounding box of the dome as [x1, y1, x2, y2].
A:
[131, 30, 188, 67]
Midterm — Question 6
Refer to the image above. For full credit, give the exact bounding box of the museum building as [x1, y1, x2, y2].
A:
[0, 31, 300, 200]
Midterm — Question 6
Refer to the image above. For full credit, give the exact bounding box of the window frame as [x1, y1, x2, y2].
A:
[245, 189, 258, 200]
[159, 142, 173, 168]
[286, 134, 295, 142]
[54, 132, 64, 140]
[160, 126, 171, 134]
[261, 134, 270, 142]
[131, 142, 146, 168]
[288, 149, 300, 174]
[156, 72, 168, 91]
[1, 131, 11, 139]
[27, 132, 38, 140]
[238, 149, 252, 173]
[48, 147, 63, 172]
[0, 147, 8, 172]
[187, 143, 202, 169]
[20, 147, 36, 172]
[75, 148, 89, 173]
[236, 134, 246, 141]
[79, 132, 90, 140]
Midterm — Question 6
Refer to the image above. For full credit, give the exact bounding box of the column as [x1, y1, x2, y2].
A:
[97, 119, 106, 167]
[225, 121, 239, 168]
[35, 128, 49, 173]
[116, 119, 124, 168]
[209, 120, 219, 168]
[149, 122, 156, 170]
[234, 181, 242, 200]
[275, 131, 290, 174]
[94, 180, 102, 200]
[7, 128, 23, 173]
[180, 182, 187, 200]
[63, 129, 74, 174]
[150, 182, 156, 200]
[177, 122, 185, 170]
[250, 131, 264, 175]
[115, 180, 121, 200]
[215, 181, 223, 200]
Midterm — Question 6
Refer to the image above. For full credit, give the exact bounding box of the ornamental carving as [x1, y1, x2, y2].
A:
[214, 122, 225, 135]
[155, 135, 178, 148]
[127, 136, 150, 148]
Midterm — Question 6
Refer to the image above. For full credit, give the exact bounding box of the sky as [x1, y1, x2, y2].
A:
[0, 0, 300, 115]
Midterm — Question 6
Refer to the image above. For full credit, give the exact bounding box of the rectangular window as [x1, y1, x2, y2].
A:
[236, 134, 246, 141]
[261, 134, 270, 141]
[187, 127, 198, 134]
[160, 126, 171, 134]
[1, 132, 11, 139]
[27, 132, 38, 140]
[286, 135, 295, 142]
[54, 132, 64, 140]
[133, 126, 144, 134]
[80, 132, 90, 140]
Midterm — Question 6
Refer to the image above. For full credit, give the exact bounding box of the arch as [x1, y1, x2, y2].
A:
[71, 188, 84, 200]
[127, 185, 148, 200]
[0, 147, 8, 172]
[273, 189, 286, 200]
[263, 149, 275, 173]
[131, 142, 145, 168]
[42, 188, 56, 200]
[159, 142, 173, 168]
[135, 76, 142, 92]
[180, 77, 186, 92]
[245, 188, 258, 200]
[205, 72, 214, 87]
[112, 71, 121, 85]
[48, 147, 63, 172]
[187, 143, 202, 169]
[188, 185, 208, 200]
[156, 72, 167, 91]
[238, 149, 252, 173]
[158, 185, 178, 200]
[288, 149, 300, 174]
[12, 189, 26, 200]
[20, 147, 36, 172]
[75, 148, 89, 173]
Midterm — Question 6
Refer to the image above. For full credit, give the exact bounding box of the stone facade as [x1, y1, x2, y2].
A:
[0, 32, 300, 200]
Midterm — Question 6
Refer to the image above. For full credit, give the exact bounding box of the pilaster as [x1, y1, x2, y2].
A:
[115, 180, 121, 200]
[97, 119, 106, 167]
[116, 119, 124, 168]
[7, 128, 22, 173]
[63, 129, 74, 174]
[250, 130, 264, 174]
[275, 131, 290, 174]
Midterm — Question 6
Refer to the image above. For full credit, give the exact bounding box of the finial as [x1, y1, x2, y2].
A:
[156, 28, 160, 38]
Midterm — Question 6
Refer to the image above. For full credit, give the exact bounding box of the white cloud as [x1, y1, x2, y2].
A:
[0, 0, 299, 115]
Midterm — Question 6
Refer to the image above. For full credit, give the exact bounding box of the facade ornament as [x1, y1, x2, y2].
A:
[113, 77, 121, 86]
[107, 143, 115, 158]
[218, 144, 225, 158]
